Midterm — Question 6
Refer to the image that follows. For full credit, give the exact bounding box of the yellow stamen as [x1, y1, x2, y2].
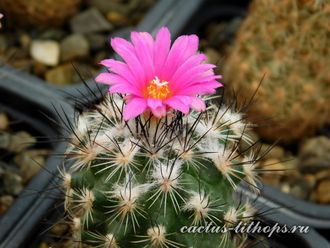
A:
[144, 76, 172, 100]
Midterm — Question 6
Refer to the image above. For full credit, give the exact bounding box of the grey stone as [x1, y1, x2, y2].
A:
[60, 34, 90, 62]
[3, 171, 23, 196]
[14, 149, 47, 183]
[298, 136, 330, 173]
[0, 195, 14, 215]
[86, 33, 106, 52]
[45, 64, 75, 85]
[0, 113, 9, 131]
[70, 8, 113, 34]
[87, 0, 128, 15]
[30, 40, 60, 66]
[0, 131, 36, 153]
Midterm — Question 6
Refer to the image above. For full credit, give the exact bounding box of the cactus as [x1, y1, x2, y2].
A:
[61, 27, 260, 248]
[223, 0, 330, 143]
[0, 0, 81, 27]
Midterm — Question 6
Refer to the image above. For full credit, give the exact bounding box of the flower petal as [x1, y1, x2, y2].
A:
[154, 27, 171, 76]
[100, 59, 136, 85]
[131, 31, 155, 82]
[164, 96, 190, 114]
[189, 97, 206, 112]
[111, 37, 146, 87]
[151, 105, 167, 118]
[123, 97, 147, 121]
[160, 34, 199, 80]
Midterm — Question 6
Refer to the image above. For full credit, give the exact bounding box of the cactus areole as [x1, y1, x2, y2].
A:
[63, 27, 259, 247]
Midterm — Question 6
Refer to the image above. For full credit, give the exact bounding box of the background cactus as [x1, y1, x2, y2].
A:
[223, 0, 330, 143]
[60, 94, 260, 248]
[0, 0, 81, 27]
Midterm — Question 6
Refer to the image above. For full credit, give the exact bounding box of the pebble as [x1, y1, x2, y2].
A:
[88, 0, 128, 15]
[315, 180, 330, 204]
[315, 170, 330, 181]
[86, 33, 106, 52]
[38, 242, 48, 248]
[33, 62, 48, 78]
[60, 34, 90, 62]
[14, 150, 47, 183]
[45, 64, 75, 85]
[0, 35, 8, 53]
[298, 136, 330, 173]
[3, 170, 23, 196]
[0, 131, 36, 153]
[0, 195, 14, 215]
[70, 8, 113, 34]
[288, 178, 311, 200]
[30, 40, 60, 66]
[50, 222, 69, 236]
[260, 158, 287, 175]
[19, 33, 32, 51]
[0, 112, 9, 130]
[259, 144, 286, 160]
[106, 11, 130, 26]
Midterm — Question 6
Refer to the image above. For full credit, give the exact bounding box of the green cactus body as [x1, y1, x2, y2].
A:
[62, 94, 259, 248]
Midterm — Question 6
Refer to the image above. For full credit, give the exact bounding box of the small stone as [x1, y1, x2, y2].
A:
[33, 62, 48, 78]
[298, 136, 330, 173]
[86, 34, 106, 52]
[30, 40, 60, 66]
[260, 144, 286, 160]
[38, 29, 67, 41]
[14, 149, 48, 183]
[19, 33, 32, 50]
[9, 59, 34, 72]
[0, 131, 36, 153]
[45, 64, 75, 85]
[260, 159, 286, 186]
[50, 222, 69, 236]
[281, 183, 291, 194]
[106, 11, 130, 26]
[60, 34, 90, 62]
[315, 170, 330, 181]
[315, 180, 330, 204]
[0, 195, 14, 215]
[70, 8, 113, 34]
[3, 171, 23, 196]
[0, 35, 8, 54]
[71, 63, 97, 83]
[304, 174, 317, 188]
[289, 178, 311, 200]
[87, 0, 128, 14]
[260, 159, 286, 174]
[93, 51, 107, 66]
[0, 113, 9, 130]
[38, 242, 48, 248]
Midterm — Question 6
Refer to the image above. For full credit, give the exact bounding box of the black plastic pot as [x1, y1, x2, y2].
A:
[0, 65, 74, 247]
[237, 186, 330, 248]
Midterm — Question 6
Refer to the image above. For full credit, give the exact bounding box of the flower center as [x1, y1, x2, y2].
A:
[145, 76, 172, 100]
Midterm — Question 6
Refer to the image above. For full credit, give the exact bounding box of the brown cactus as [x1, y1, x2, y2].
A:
[224, 0, 330, 143]
[0, 0, 81, 27]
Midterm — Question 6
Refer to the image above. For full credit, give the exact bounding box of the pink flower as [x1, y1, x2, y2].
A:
[96, 27, 222, 121]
